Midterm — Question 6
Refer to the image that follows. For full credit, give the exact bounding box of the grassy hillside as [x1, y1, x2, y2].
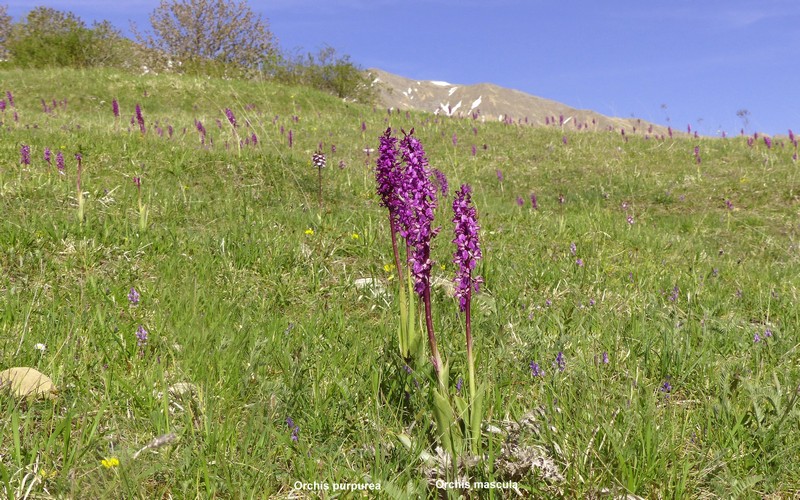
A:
[1, 67, 799, 498]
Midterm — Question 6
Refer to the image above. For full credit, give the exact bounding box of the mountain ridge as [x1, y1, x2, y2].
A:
[369, 68, 670, 136]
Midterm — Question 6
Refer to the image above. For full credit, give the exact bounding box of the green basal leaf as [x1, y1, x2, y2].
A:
[395, 432, 413, 451]
[454, 394, 468, 421]
[432, 387, 461, 455]
[469, 383, 486, 454]
[397, 277, 410, 358]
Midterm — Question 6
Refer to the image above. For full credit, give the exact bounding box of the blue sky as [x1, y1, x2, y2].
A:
[6, 0, 799, 136]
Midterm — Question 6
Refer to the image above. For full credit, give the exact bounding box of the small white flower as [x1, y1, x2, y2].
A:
[34, 343, 46, 352]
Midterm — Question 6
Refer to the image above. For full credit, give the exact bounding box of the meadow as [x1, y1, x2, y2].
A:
[1, 67, 799, 498]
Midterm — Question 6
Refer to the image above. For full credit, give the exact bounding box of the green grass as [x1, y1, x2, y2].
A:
[1, 67, 799, 498]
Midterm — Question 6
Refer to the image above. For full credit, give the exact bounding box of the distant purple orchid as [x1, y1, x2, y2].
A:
[432, 168, 449, 197]
[225, 108, 237, 128]
[112, 98, 120, 118]
[530, 192, 538, 209]
[56, 151, 65, 174]
[312, 151, 326, 169]
[135, 104, 145, 134]
[136, 325, 148, 346]
[128, 287, 140, 305]
[20, 145, 31, 165]
[286, 417, 299, 441]
[554, 351, 566, 372]
[195, 120, 207, 144]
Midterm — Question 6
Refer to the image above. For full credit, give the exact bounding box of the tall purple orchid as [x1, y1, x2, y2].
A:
[453, 183, 484, 453]
[452, 184, 483, 314]
[400, 130, 442, 376]
[376, 128, 403, 234]
[377, 128, 442, 374]
[376, 127, 417, 360]
[399, 130, 439, 297]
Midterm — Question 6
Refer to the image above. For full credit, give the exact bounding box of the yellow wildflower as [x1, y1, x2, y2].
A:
[101, 457, 120, 468]
[383, 263, 395, 273]
[351, 233, 360, 240]
[304, 228, 314, 236]
[39, 469, 58, 479]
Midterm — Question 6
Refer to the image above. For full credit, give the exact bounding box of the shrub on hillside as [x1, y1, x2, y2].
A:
[0, 5, 11, 60]
[134, 0, 280, 78]
[6, 7, 127, 68]
[276, 46, 377, 104]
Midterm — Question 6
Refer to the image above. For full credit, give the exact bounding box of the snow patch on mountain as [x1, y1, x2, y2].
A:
[470, 96, 482, 111]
